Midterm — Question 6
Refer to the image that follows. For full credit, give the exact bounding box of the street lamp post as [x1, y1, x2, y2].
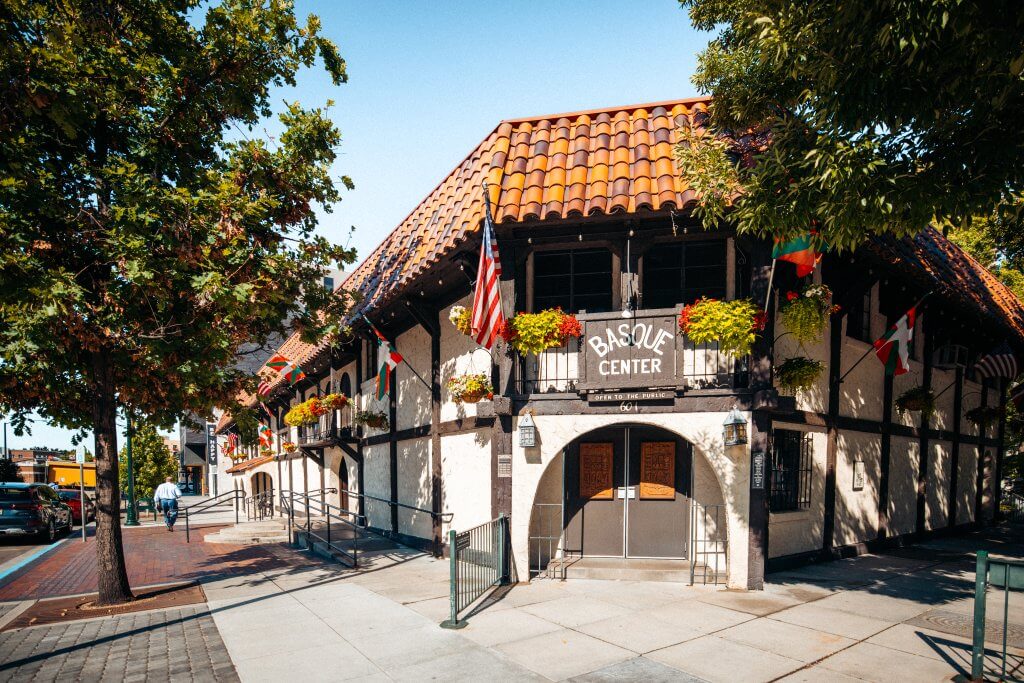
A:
[124, 411, 139, 527]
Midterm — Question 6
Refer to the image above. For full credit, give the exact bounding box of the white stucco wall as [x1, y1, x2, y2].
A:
[833, 432, 881, 546]
[510, 411, 751, 590]
[440, 430, 493, 534]
[395, 325, 432, 431]
[440, 295, 489, 422]
[397, 436, 432, 539]
[956, 444, 978, 525]
[839, 339, 885, 422]
[888, 436, 919, 536]
[925, 441, 952, 530]
[362, 443, 391, 530]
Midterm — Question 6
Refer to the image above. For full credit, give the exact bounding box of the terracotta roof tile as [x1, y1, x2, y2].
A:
[225, 454, 274, 474]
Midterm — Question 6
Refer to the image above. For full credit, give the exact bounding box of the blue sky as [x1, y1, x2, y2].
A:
[7, 1, 710, 452]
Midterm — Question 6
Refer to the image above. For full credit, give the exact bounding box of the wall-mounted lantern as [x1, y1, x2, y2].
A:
[723, 407, 748, 446]
[519, 411, 537, 448]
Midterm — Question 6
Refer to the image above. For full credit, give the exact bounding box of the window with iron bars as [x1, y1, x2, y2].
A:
[770, 430, 813, 511]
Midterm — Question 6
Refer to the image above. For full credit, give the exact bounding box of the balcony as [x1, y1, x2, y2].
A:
[297, 405, 355, 448]
[515, 308, 749, 396]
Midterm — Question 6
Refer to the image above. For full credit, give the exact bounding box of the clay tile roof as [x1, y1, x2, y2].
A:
[868, 227, 1024, 344]
[225, 454, 274, 474]
[342, 97, 712, 318]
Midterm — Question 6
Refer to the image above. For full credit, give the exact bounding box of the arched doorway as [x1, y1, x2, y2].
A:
[251, 472, 273, 497]
[563, 424, 692, 559]
[337, 459, 349, 513]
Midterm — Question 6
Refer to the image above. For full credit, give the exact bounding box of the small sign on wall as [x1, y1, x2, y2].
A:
[853, 459, 866, 491]
[751, 451, 766, 490]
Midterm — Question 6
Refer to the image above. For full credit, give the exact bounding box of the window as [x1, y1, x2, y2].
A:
[769, 430, 812, 511]
[323, 276, 334, 291]
[642, 240, 727, 309]
[846, 291, 872, 342]
[533, 249, 613, 313]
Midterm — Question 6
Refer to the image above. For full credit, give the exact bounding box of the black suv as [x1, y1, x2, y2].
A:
[0, 483, 73, 542]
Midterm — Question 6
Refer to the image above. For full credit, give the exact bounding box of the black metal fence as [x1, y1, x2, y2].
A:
[440, 514, 509, 629]
[968, 550, 1024, 681]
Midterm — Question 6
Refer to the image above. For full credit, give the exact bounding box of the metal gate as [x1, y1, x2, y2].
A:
[440, 514, 509, 629]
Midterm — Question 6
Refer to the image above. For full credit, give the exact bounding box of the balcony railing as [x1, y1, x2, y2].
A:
[515, 308, 749, 395]
[297, 405, 354, 447]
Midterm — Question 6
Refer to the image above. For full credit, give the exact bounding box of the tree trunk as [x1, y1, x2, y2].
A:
[91, 351, 133, 605]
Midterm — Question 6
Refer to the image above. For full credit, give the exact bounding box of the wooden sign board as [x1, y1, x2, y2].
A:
[639, 442, 675, 499]
[579, 443, 614, 500]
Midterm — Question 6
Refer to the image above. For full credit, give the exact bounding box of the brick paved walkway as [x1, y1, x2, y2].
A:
[0, 526, 298, 601]
[0, 605, 238, 682]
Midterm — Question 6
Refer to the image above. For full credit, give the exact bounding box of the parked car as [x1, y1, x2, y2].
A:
[57, 489, 96, 524]
[0, 483, 73, 542]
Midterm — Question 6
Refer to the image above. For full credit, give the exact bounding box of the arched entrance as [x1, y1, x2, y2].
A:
[337, 459, 349, 512]
[250, 472, 273, 497]
[563, 424, 692, 559]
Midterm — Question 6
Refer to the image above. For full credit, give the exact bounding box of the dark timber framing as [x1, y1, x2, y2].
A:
[948, 367, 964, 526]
[746, 241, 773, 590]
[877, 373, 895, 538]
[822, 308, 844, 553]
[916, 317, 935, 536]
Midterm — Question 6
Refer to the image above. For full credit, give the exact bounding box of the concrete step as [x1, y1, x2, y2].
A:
[557, 557, 720, 583]
[204, 520, 290, 545]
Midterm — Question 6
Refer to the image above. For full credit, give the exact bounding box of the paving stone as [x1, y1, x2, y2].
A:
[570, 656, 710, 682]
[646, 635, 805, 683]
[496, 627, 634, 680]
[817, 640, 966, 682]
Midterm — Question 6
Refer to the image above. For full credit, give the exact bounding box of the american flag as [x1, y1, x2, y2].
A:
[257, 379, 272, 396]
[470, 183, 505, 350]
[972, 342, 1019, 381]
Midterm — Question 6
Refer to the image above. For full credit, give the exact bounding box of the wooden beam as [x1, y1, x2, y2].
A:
[389, 360, 398, 534]
[822, 307, 845, 553]
[916, 317, 935, 536]
[974, 378, 989, 522]
[877, 374, 895, 538]
[747, 239, 773, 590]
[947, 367, 964, 527]
[994, 379, 1009, 520]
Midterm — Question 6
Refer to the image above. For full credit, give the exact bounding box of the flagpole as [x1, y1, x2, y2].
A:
[763, 260, 777, 315]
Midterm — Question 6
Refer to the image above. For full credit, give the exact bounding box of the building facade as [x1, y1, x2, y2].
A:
[216, 98, 1022, 590]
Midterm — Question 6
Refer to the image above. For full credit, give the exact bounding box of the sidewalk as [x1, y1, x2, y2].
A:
[0, 525, 1021, 681]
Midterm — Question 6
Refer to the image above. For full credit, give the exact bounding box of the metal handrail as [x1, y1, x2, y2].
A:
[183, 489, 244, 542]
[280, 489, 365, 567]
[969, 550, 1024, 681]
[347, 490, 453, 523]
[247, 489, 276, 521]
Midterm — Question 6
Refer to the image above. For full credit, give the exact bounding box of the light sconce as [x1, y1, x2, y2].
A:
[723, 407, 748, 446]
[519, 411, 537, 448]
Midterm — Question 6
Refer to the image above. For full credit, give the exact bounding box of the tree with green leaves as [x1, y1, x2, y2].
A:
[119, 420, 176, 504]
[675, 0, 1024, 251]
[0, 1, 355, 604]
[0, 459, 23, 483]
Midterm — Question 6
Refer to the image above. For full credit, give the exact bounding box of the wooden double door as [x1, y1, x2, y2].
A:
[564, 426, 692, 559]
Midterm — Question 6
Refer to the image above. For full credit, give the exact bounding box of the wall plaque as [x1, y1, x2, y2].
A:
[852, 459, 865, 491]
[640, 442, 675, 499]
[750, 451, 766, 490]
[579, 443, 614, 500]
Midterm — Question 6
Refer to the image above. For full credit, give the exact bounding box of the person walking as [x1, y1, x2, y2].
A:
[154, 476, 183, 531]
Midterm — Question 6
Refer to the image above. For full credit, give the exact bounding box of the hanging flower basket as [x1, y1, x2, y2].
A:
[775, 356, 826, 394]
[229, 451, 247, 462]
[501, 308, 581, 355]
[449, 305, 473, 336]
[447, 373, 494, 404]
[965, 405, 1003, 426]
[282, 441, 297, 453]
[319, 393, 349, 410]
[258, 447, 273, 458]
[353, 410, 389, 430]
[284, 401, 317, 427]
[778, 284, 841, 345]
[678, 297, 765, 357]
[895, 386, 936, 419]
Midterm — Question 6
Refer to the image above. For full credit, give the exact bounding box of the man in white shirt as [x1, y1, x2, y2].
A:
[154, 477, 183, 531]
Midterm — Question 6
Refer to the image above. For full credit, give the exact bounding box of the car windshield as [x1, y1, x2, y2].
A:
[58, 491, 80, 500]
[0, 488, 32, 501]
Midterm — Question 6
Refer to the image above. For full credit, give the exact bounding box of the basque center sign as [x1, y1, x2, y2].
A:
[580, 311, 681, 390]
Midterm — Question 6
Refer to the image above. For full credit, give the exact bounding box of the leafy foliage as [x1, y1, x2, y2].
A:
[0, 0, 355, 603]
[775, 356, 825, 394]
[0, 459, 23, 483]
[284, 394, 347, 426]
[118, 419, 177, 503]
[676, 0, 1024, 250]
[502, 309, 581, 355]
[449, 305, 473, 336]
[679, 297, 764, 356]
[778, 284, 838, 345]
[353, 409, 388, 430]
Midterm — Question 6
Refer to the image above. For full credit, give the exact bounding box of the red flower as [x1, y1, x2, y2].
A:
[786, 291, 798, 302]
[753, 311, 768, 332]
[558, 313, 582, 339]
[498, 319, 517, 343]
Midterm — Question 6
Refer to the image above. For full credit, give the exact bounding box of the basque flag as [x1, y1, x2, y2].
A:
[874, 306, 917, 376]
[470, 184, 505, 350]
[773, 233, 821, 277]
[266, 354, 306, 385]
[364, 316, 402, 401]
[258, 423, 273, 448]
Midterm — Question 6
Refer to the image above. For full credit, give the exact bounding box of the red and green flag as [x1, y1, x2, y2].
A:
[258, 423, 273, 448]
[773, 234, 820, 277]
[363, 316, 403, 401]
[874, 306, 917, 376]
[266, 353, 306, 385]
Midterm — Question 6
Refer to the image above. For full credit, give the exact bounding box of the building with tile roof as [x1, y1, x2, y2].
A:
[215, 98, 1020, 591]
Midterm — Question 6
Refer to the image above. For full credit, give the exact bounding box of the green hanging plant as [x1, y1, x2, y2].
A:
[895, 386, 936, 420]
[775, 357, 826, 393]
[353, 409, 389, 430]
[678, 297, 765, 356]
[965, 405, 1003, 426]
[501, 308, 581, 355]
[778, 284, 840, 345]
